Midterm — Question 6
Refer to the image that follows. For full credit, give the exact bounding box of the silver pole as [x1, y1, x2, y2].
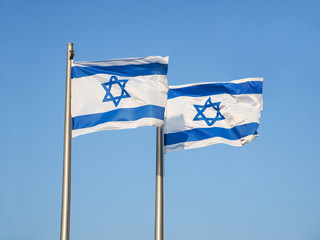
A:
[155, 126, 164, 240]
[60, 42, 74, 240]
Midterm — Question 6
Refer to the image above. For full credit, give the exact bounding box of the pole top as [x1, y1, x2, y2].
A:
[67, 43, 74, 60]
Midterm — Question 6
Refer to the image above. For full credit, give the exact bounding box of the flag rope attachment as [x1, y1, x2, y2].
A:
[60, 42, 74, 240]
[155, 126, 164, 240]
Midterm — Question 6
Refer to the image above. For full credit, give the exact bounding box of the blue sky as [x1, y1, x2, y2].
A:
[1, 0, 320, 239]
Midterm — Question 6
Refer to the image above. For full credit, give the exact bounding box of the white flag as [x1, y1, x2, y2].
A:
[71, 56, 169, 138]
[164, 78, 263, 152]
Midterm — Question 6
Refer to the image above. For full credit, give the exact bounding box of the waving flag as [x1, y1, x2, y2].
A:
[164, 78, 263, 152]
[71, 56, 169, 138]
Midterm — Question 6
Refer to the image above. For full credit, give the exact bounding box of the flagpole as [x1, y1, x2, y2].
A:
[60, 42, 74, 240]
[155, 126, 164, 240]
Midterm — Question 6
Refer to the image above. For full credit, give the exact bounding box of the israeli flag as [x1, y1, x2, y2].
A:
[164, 78, 263, 152]
[71, 56, 168, 138]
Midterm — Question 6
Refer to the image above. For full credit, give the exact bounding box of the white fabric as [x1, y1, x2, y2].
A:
[72, 74, 168, 117]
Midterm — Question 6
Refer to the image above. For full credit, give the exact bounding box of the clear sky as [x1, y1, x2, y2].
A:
[1, 0, 320, 239]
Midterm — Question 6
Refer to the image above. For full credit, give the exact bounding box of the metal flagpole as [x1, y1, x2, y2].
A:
[155, 126, 164, 240]
[60, 42, 74, 240]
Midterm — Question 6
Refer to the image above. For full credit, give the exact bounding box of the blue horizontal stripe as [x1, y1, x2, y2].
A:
[72, 62, 168, 78]
[72, 105, 164, 130]
[168, 81, 262, 99]
[164, 122, 259, 146]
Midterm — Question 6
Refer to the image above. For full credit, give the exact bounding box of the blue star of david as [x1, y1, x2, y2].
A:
[193, 97, 225, 126]
[101, 75, 131, 107]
